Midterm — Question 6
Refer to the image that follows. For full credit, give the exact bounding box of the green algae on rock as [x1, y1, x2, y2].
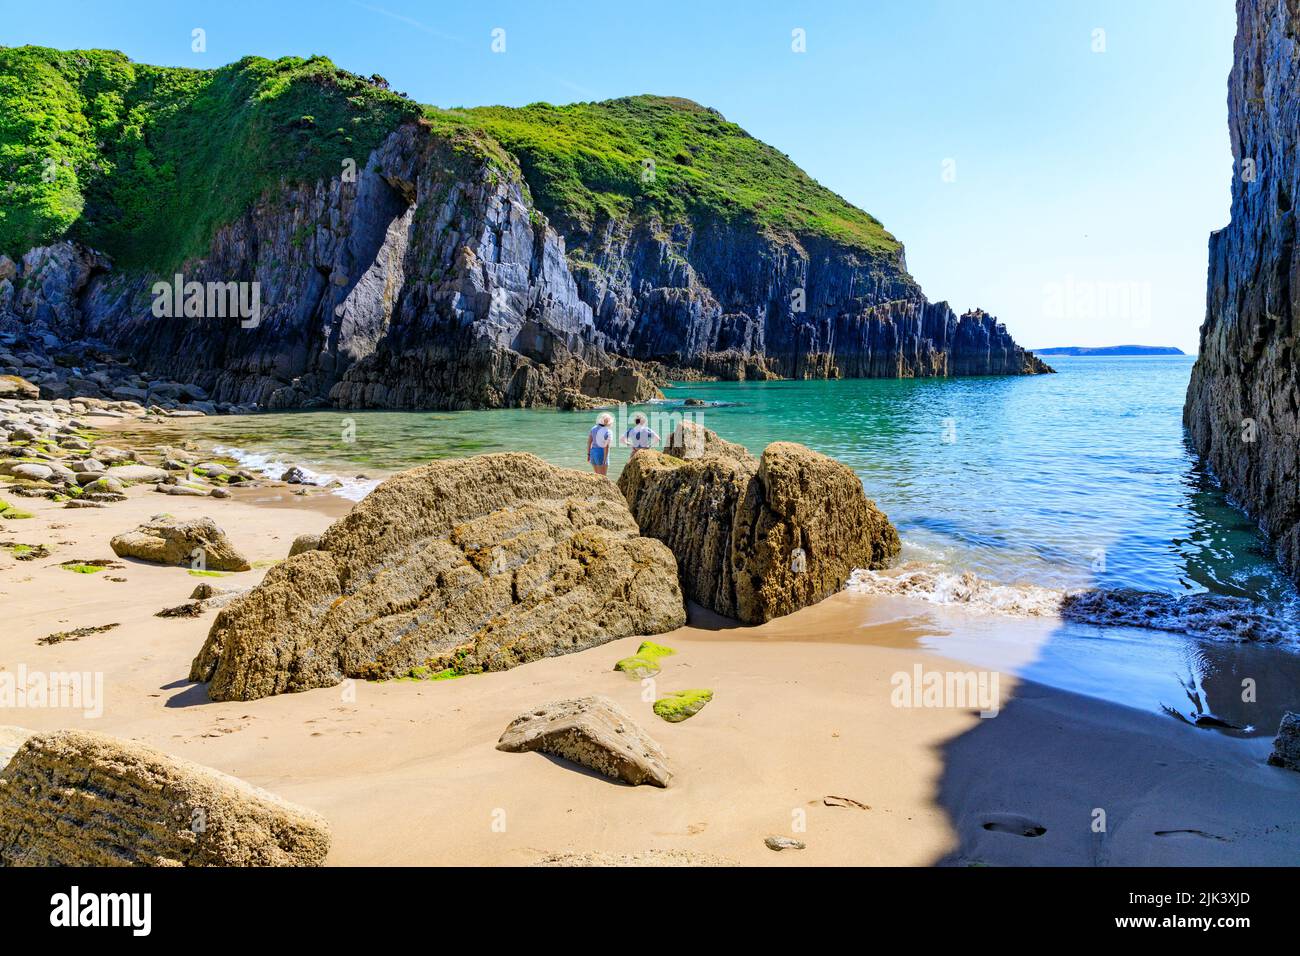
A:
[653, 689, 714, 723]
[614, 640, 677, 679]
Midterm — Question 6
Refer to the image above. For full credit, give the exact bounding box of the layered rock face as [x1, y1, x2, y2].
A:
[618, 423, 900, 623]
[191, 453, 685, 701]
[1185, 0, 1300, 583]
[0, 727, 330, 866]
[1, 121, 1048, 411]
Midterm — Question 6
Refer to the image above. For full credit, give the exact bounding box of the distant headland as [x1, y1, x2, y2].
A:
[1033, 345, 1186, 356]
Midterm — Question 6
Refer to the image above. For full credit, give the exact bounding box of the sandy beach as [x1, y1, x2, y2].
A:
[6, 429, 1299, 867]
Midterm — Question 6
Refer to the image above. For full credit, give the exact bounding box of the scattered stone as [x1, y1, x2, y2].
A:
[106, 464, 168, 484]
[0, 376, 39, 400]
[189, 454, 683, 701]
[9, 463, 52, 481]
[110, 514, 251, 571]
[764, 835, 806, 851]
[653, 688, 714, 722]
[496, 696, 672, 787]
[1268, 712, 1300, 772]
[0, 728, 331, 866]
[280, 466, 313, 484]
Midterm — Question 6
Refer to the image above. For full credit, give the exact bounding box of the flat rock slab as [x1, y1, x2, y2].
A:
[497, 696, 672, 787]
[0, 728, 330, 866]
[111, 513, 250, 570]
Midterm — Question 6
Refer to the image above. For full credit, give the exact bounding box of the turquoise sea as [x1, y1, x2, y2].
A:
[134, 354, 1292, 605]
[123, 354, 1300, 734]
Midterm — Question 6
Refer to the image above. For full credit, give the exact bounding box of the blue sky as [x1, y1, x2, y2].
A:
[6, 0, 1237, 352]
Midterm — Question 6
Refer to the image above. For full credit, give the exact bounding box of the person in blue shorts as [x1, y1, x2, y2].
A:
[587, 412, 614, 476]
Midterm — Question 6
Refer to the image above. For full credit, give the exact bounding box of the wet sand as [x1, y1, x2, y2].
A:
[5, 466, 1300, 866]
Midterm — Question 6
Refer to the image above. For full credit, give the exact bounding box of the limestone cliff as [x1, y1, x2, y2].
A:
[1185, 0, 1300, 583]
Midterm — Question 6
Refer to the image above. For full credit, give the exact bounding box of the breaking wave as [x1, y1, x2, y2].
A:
[847, 563, 1297, 644]
[208, 444, 381, 502]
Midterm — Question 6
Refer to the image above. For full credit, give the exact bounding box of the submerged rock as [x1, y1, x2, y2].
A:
[496, 696, 671, 787]
[190, 453, 684, 701]
[619, 423, 900, 623]
[110, 514, 251, 571]
[0, 727, 330, 866]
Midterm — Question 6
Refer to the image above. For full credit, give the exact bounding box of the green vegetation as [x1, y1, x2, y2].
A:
[0, 499, 33, 519]
[61, 561, 109, 573]
[0, 47, 418, 268]
[613, 640, 677, 679]
[439, 96, 899, 253]
[187, 568, 229, 577]
[653, 688, 714, 722]
[396, 664, 466, 682]
[1, 46, 900, 272]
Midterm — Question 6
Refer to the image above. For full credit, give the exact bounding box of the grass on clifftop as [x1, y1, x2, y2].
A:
[431, 96, 900, 254]
[0, 47, 417, 268]
[1, 46, 900, 270]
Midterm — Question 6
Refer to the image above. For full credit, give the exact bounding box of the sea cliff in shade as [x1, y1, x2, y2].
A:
[1185, 0, 1300, 586]
[0, 47, 1047, 413]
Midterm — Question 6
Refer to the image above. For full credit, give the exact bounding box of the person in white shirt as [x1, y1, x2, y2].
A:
[587, 412, 614, 476]
[622, 412, 661, 459]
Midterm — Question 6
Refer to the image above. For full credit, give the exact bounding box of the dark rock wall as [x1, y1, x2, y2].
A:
[1, 120, 1049, 410]
[1185, 0, 1300, 583]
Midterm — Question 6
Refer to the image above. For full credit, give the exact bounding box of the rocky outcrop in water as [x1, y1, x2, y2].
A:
[0, 727, 330, 866]
[1185, 0, 1300, 584]
[190, 453, 685, 701]
[1, 116, 1049, 411]
[618, 423, 900, 623]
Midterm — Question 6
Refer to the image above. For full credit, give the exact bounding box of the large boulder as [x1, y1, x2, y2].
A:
[190, 453, 685, 701]
[0, 727, 330, 866]
[619, 423, 900, 624]
[496, 696, 672, 787]
[0, 375, 39, 400]
[110, 514, 251, 570]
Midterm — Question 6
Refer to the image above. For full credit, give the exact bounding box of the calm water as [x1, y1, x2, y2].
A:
[130, 354, 1294, 608]
[121, 355, 1300, 733]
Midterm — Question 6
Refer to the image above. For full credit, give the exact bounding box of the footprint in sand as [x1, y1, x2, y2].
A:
[981, 813, 1047, 837]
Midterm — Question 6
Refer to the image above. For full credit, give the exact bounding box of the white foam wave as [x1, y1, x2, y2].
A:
[848, 563, 1295, 644]
[848, 564, 1063, 617]
[209, 444, 381, 502]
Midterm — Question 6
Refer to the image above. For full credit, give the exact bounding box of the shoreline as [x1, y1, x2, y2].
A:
[3, 400, 1299, 864]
